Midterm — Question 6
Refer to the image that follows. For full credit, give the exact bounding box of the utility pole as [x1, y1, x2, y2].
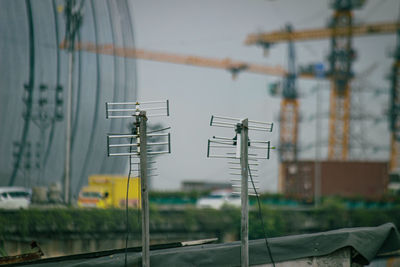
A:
[106, 100, 170, 267]
[63, 0, 83, 204]
[208, 115, 274, 267]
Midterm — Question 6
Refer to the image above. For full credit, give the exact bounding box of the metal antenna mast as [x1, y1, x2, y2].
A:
[106, 100, 170, 267]
[207, 115, 274, 267]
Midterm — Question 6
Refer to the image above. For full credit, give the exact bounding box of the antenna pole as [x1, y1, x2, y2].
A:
[106, 100, 170, 267]
[239, 119, 249, 267]
[207, 115, 274, 266]
[139, 111, 150, 267]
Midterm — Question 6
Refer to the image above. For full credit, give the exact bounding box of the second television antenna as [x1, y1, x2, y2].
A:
[207, 115, 274, 267]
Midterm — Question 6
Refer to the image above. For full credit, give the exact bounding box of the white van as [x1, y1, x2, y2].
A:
[0, 187, 32, 209]
[196, 190, 241, 209]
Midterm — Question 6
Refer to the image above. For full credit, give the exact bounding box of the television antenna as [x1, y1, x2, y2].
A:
[106, 100, 170, 267]
[207, 115, 274, 267]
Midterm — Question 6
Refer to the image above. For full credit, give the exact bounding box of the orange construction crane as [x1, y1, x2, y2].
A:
[60, 42, 323, 79]
[60, 42, 288, 78]
[246, 19, 398, 161]
[245, 21, 398, 46]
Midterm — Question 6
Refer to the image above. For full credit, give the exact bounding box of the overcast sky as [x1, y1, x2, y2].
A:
[127, 0, 399, 191]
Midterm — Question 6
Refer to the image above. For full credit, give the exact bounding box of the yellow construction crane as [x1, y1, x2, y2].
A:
[245, 21, 398, 45]
[60, 42, 322, 79]
[246, 20, 398, 161]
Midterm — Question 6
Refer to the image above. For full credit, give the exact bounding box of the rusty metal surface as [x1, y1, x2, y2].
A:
[281, 161, 389, 199]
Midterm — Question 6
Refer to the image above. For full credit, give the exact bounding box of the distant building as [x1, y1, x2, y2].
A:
[181, 181, 232, 192]
[279, 161, 389, 200]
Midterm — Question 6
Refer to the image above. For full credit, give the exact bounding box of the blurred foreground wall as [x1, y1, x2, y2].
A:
[0, 0, 138, 198]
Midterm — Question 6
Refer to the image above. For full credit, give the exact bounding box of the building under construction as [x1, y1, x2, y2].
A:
[246, 0, 399, 199]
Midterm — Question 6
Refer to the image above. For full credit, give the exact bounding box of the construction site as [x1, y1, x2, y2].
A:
[1, 0, 400, 266]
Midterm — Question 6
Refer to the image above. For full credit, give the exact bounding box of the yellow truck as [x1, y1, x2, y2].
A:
[77, 175, 141, 208]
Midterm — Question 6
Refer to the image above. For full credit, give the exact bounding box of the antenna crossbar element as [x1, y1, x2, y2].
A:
[107, 115, 136, 119]
[208, 155, 243, 159]
[108, 134, 139, 138]
[228, 162, 259, 166]
[229, 167, 258, 172]
[209, 139, 235, 146]
[230, 173, 259, 177]
[106, 100, 169, 119]
[108, 100, 167, 105]
[210, 115, 273, 132]
[107, 133, 138, 157]
[226, 152, 258, 156]
[230, 178, 260, 183]
[108, 107, 166, 112]
[233, 192, 259, 197]
[210, 145, 235, 149]
[109, 152, 139, 157]
[213, 136, 235, 140]
[109, 143, 139, 148]
[232, 185, 260, 189]
[148, 151, 170, 155]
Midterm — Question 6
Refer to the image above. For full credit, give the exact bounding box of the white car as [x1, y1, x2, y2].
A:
[196, 190, 241, 209]
[0, 187, 32, 209]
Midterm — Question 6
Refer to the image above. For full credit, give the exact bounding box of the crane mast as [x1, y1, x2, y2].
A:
[327, 1, 360, 160]
[280, 24, 299, 162]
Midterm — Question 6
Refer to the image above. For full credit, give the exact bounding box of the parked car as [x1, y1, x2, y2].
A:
[196, 190, 241, 209]
[0, 187, 32, 209]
